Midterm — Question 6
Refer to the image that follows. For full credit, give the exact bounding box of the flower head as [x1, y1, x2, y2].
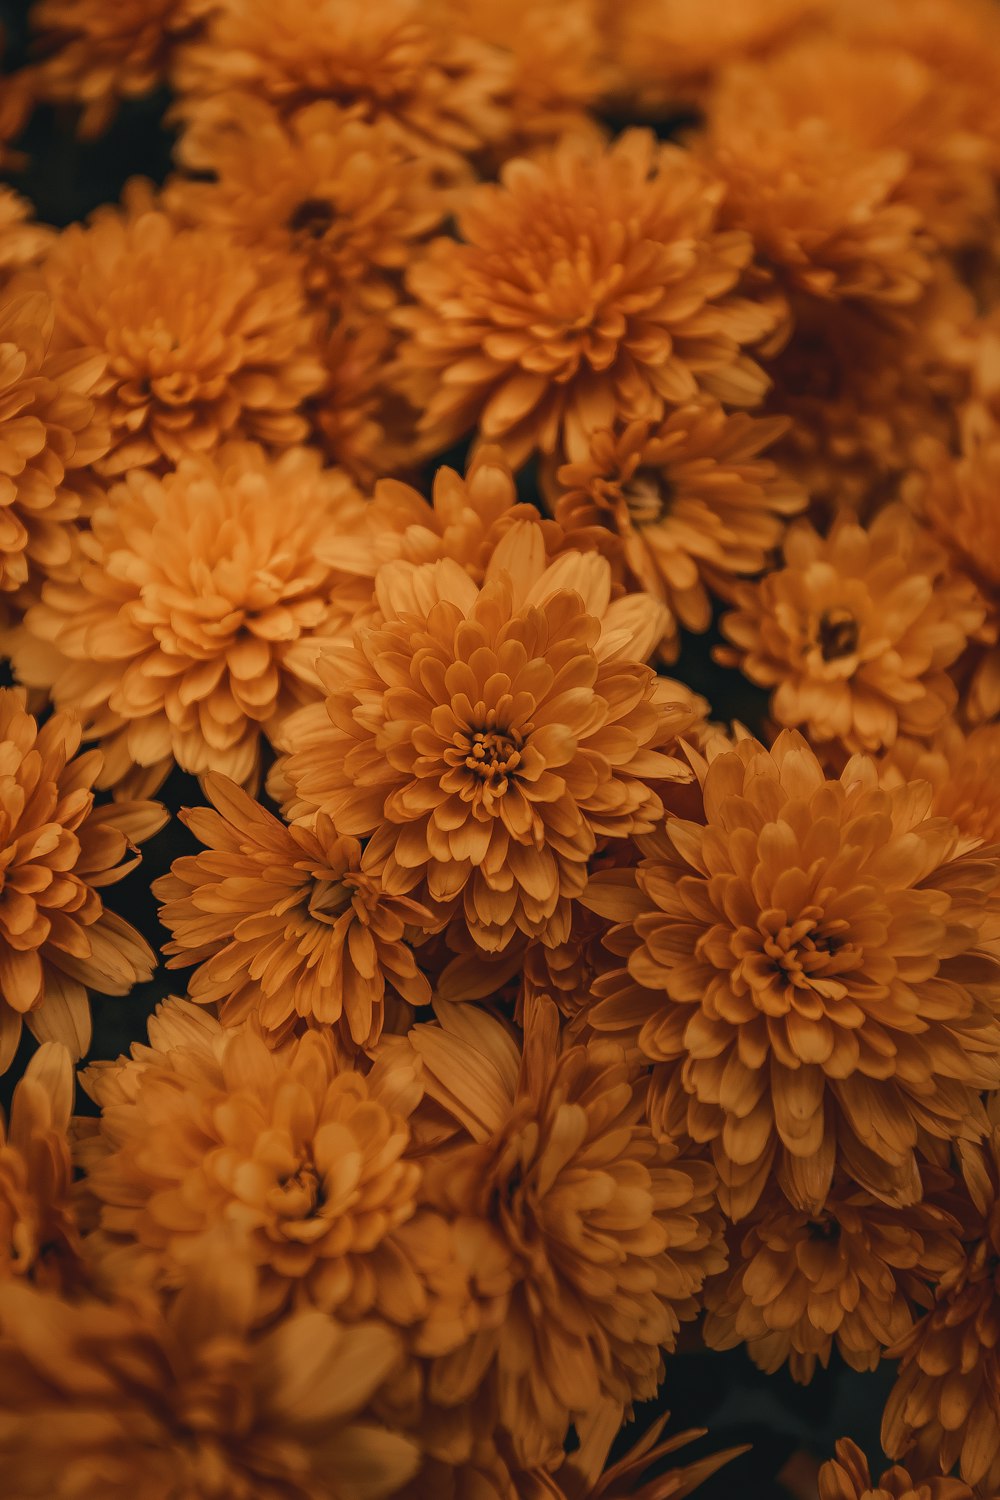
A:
[42, 190, 324, 474]
[879, 722, 1000, 849]
[406, 996, 727, 1467]
[395, 130, 782, 467]
[0, 189, 55, 284]
[0, 1042, 84, 1291]
[0, 287, 108, 594]
[0, 1257, 417, 1500]
[819, 1439, 973, 1500]
[0, 688, 159, 1074]
[156, 774, 432, 1048]
[12, 443, 371, 787]
[279, 528, 698, 953]
[583, 731, 1000, 1217]
[549, 404, 804, 635]
[719, 506, 984, 753]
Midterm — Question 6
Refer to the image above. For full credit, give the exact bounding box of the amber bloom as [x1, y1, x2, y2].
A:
[41, 191, 324, 474]
[172, 97, 444, 316]
[584, 731, 1000, 1217]
[12, 443, 371, 787]
[882, 1105, 1000, 1494]
[395, 130, 781, 467]
[0, 688, 159, 1074]
[279, 530, 697, 953]
[0, 1041, 84, 1291]
[173, 0, 509, 168]
[0, 1257, 417, 1499]
[820, 1439, 973, 1500]
[0, 288, 108, 594]
[306, 313, 414, 486]
[0, 188, 54, 284]
[719, 506, 984, 753]
[879, 723, 1000, 848]
[30, 0, 212, 138]
[407, 997, 726, 1467]
[550, 404, 804, 634]
[704, 1173, 962, 1382]
[156, 773, 432, 1047]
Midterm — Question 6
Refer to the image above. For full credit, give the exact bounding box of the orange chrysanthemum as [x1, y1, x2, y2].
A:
[11, 443, 371, 787]
[881, 1107, 1000, 1494]
[305, 313, 417, 486]
[583, 731, 1000, 1217]
[41, 191, 324, 475]
[879, 722, 1000, 848]
[820, 1438, 973, 1500]
[395, 130, 782, 468]
[703, 1171, 962, 1382]
[155, 773, 432, 1047]
[0, 688, 160, 1074]
[719, 506, 984, 753]
[278, 531, 698, 953]
[30, 0, 212, 138]
[405, 997, 726, 1467]
[172, 0, 510, 169]
[81, 1001, 442, 1328]
[549, 404, 804, 635]
[0, 189, 54, 284]
[0, 288, 108, 595]
[0, 1257, 417, 1500]
[170, 97, 445, 316]
[0, 1041, 84, 1291]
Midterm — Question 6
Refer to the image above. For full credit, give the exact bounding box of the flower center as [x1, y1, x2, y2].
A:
[275, 1160, 323, 1220]
[287, 197, 337, 240]
[807, 1217, 841, 1243]
[817, 607, 859, 661]
[622, 469, 672, 527]
[308, 876, 352, 924]
[456, 722, 524, 786]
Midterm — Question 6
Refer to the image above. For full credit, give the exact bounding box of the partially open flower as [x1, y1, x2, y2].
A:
[395, 130, 782, 467]
[0, 688, 160, 1074]
[719, 506, 984, 753]
[819, 1438, 973, 1500]
[156, 774, 432, 1048]
[11, 443, 372, 787]
[583, 731, 1000, 1217]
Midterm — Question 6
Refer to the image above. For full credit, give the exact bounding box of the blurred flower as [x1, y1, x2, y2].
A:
[549, 404, 804, 634]
[878, 722, 1000, 848]
[819, 1438, 973, 1500]
[156, 773, 432, 1048]
[719, 506, 983, 753]
[0, 688, 159, 1074]
[0, 288, 108, 595]
[395, 130, 782, 467]
[583, 731, 1000, 1217]
[306, 313, 417, 486]
[406, 996, 726, 1467]
[11, 443, 371, 787]
[0, 1042, 84, 1290]
[0, 1255, 417, 1499]
[704, 1172, 963, 1382]
[0, 189, 55, 284]
[171, 96, 444, 316]
[279, 530, 697, 952]
[42, 190, 324, 475]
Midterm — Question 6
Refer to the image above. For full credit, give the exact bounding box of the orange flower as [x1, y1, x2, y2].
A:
[878, 722, 1000, 848]
[395, 130, 782, 468]
[0, 188, 54, 283]
[583, 731, 1000, 1217]
[0, 288, 108, 595]
[172, 0, 510, 170]
[306, 313, 416, 486]
[278, 530, 698, 953]
[0, 1256, 418, 1500]
[41, 189, 324, 475]
[0, 688, 160, 1074]
[30, 0, 213, 137]
[549, 404, 804, 634]
[405, 996, 727, 1467]
[171, 97, 445, 316]
[81, 1000, 443, 1326]
[12, 443, 372, 787]
[703, 1171, 963, 1382]
[881, 1106, 1000, 1494]
[820, 1438, 973, 1500]
[0, 1042, 84, 1291]
[155, 773, 432, 1047]
[719, 506, 984, 753]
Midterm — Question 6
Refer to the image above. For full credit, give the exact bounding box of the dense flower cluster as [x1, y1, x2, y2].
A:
[1, 0, 1000, 1493]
